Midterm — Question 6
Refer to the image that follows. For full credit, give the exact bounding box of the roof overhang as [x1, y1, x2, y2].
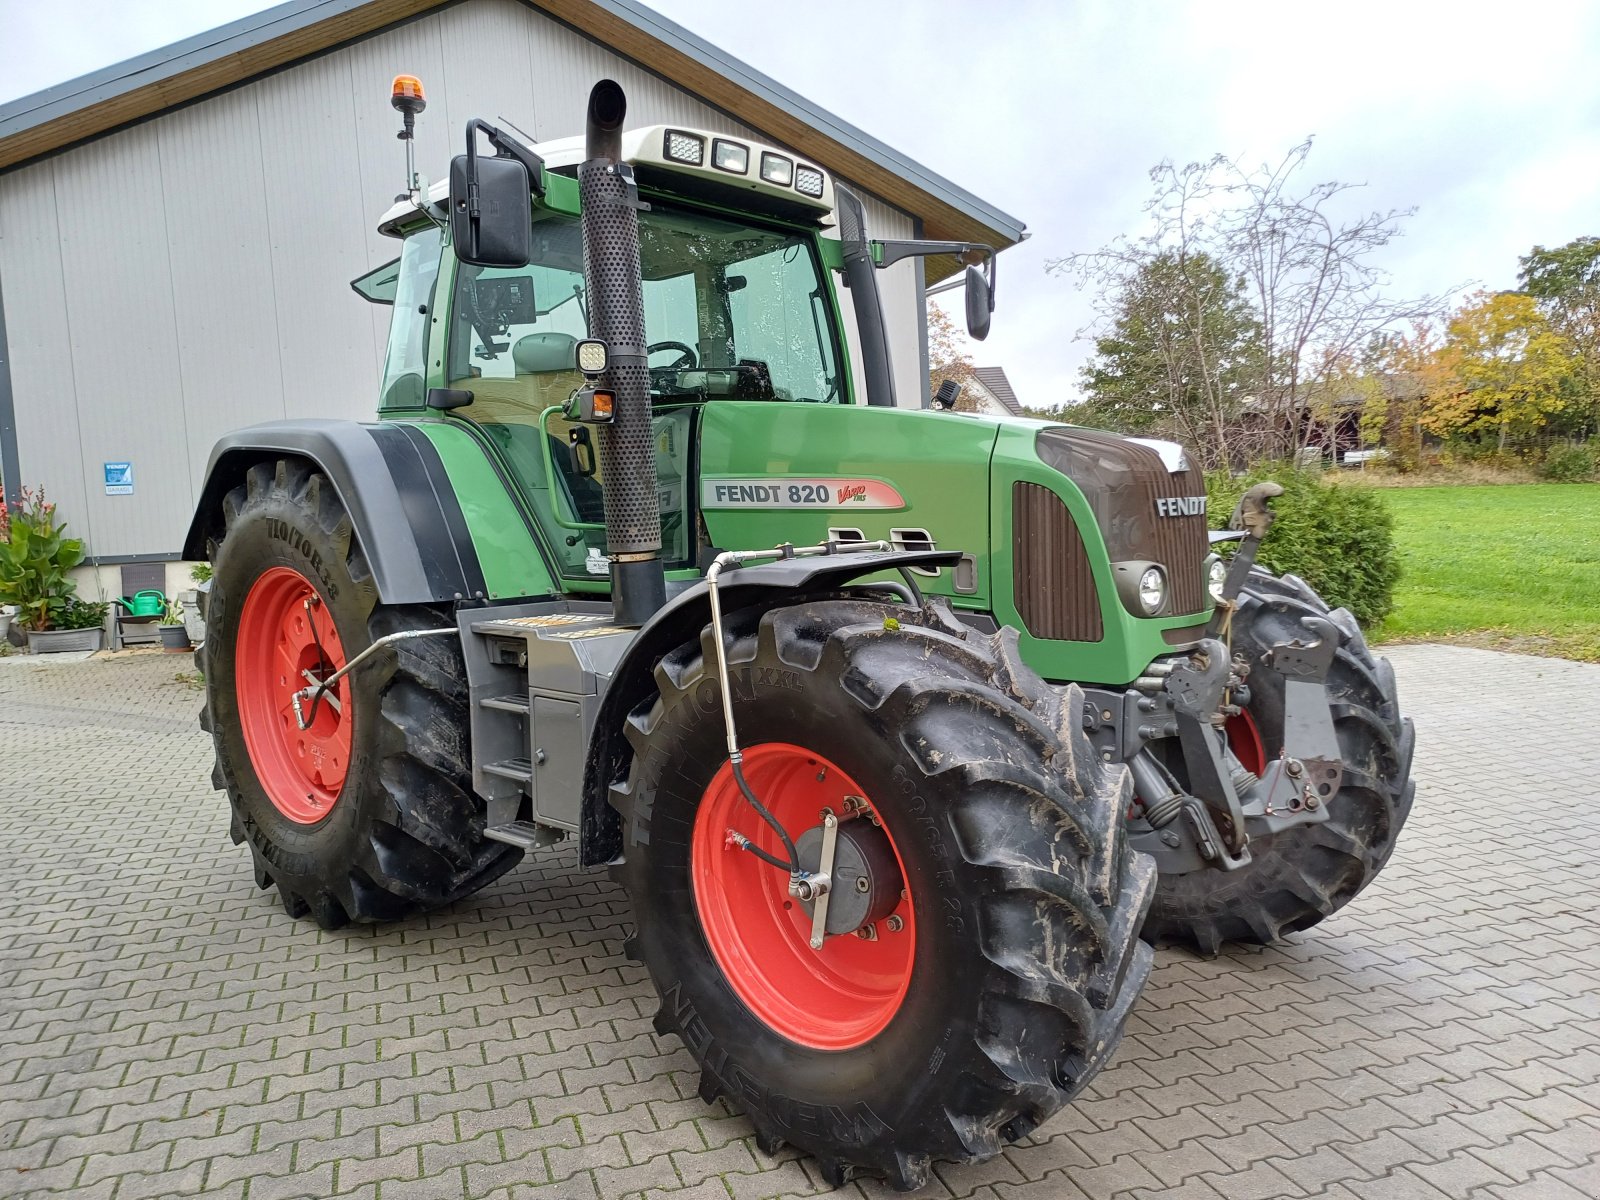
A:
[0, 0, 1024, 279]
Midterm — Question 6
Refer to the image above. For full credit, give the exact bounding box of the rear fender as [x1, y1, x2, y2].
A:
[185, 420, 490, 606]
[578, 549, 959, 866]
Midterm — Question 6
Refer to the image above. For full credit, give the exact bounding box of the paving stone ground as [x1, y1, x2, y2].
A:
[1, 643, 1597, 1200]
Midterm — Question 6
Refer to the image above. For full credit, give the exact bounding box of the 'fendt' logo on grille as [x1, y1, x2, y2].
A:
[1156, 496, 1207, 518]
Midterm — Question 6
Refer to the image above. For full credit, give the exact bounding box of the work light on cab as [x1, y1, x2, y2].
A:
[712, 138, 749, 173]
[664, 129, 705, 165]
[760, 152, 793, 186]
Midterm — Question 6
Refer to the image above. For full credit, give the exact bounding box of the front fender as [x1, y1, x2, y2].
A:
[185, 420, 492, 606]
[577, 549, 960, 866]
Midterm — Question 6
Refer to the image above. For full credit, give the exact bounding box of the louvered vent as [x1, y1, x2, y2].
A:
[1013, 482, 1104, 642]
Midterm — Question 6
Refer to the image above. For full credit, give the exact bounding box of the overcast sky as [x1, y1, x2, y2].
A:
[4, 0, 1598, 407]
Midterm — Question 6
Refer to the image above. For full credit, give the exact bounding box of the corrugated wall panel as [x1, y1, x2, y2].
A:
[157, 88, 287, 485]
[0, 162, 92, 527]
[251, 54, 384, 417]
[51, 125, 194, 555]
[438, 0, 540, 151]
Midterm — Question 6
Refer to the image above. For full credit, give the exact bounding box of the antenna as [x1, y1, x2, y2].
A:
[391, 74, 427, 205]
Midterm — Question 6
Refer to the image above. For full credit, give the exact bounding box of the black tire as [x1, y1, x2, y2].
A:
[199, 458, 520, 928]
[1143, 569, 1416, 954]
[611, 597, 1155, 1191]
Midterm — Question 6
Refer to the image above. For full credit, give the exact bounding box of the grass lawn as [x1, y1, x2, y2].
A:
[1374, 482, 1600, 662]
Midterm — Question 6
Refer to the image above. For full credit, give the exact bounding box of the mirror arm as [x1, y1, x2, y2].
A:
[870, 239, 997, 306]
[464, 117, 547, 197]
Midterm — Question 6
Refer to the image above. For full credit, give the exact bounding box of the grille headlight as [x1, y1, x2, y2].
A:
[712, 139, 748, 173]
[1208, 557, 1228, 602]
[1138, 566, 1167, 614]
[664, 130, 705, 166]
[759, 152, 793, 186]
[794, 164, 825, 197]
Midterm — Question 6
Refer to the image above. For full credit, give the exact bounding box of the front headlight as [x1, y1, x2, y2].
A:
[1138, 566, 1166, 614]
[1207, 557, 1228, 602]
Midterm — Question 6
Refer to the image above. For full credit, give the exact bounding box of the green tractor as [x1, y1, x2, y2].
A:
[187, 77, 1415, 1189]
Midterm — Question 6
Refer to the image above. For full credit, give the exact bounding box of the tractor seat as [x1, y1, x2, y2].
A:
[462, 332, 584, 417]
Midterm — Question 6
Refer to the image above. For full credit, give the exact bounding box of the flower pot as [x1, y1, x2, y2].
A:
[159, 625, 192, 652]
[28, 627, 105, 654]
[0, 612, 11, 642]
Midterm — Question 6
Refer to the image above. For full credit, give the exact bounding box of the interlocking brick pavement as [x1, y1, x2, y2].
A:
[1, 644, 1596, 1199]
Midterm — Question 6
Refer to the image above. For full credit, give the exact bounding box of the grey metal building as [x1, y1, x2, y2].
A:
[0, 0, 1023, 566]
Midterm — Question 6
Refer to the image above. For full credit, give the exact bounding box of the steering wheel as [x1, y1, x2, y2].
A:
[648, 340, 698, 370]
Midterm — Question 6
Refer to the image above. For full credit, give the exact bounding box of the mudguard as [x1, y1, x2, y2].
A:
[185, 419, 496, 606]
[578, 548, 961, 865]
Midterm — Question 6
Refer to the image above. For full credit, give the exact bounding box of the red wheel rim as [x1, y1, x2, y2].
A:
[235, 566, 354, 824]
[691, 743, 915, 1051]
[1227, 709, 1267, 777]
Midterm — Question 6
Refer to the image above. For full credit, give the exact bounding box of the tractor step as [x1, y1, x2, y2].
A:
[484, 820, 560, 850]
[483, 757, 534, 785]
[481, 692, 531, 715]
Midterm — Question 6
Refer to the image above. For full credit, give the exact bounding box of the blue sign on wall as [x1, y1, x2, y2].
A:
[104, 462, 133, 496]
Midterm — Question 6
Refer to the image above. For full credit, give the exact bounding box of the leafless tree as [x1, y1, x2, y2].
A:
[1052, 140, 1454, 465]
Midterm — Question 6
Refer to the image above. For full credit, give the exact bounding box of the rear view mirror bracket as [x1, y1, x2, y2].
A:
[872, 238, 997, 341]
[450, 118, 547, 268]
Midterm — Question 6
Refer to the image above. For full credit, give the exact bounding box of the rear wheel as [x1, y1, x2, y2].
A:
[1143, 570, 1416, 953]
[200, 458, 520, 927]
[612, 598, 1155, 1190]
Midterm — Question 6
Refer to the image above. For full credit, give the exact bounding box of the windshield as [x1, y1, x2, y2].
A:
[447, 206, 842, 405]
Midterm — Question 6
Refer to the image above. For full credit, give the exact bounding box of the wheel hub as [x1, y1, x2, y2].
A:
[793, 809, 903, 938]
[691, 743, 916, 1051]
[235, 566, 353, 825]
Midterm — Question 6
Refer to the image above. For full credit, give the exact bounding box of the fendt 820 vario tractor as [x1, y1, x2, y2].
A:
[187, 77, 1415, 1189]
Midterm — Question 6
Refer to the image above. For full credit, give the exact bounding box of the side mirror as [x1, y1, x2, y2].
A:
[450, 139, 531, 268]
[964, 264, 992, 342]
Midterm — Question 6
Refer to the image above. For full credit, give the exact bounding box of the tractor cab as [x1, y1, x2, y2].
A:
[362, 122, 857, 587]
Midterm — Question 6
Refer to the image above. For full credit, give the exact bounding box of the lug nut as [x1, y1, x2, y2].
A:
[856, 924, 877, 940]
[885, 915, 905, 933]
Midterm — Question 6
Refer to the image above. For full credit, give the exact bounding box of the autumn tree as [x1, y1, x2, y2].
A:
[926, 304, 980, 410]
[1520, 236, 1600, 437]
[1423, 291, 1573, 449]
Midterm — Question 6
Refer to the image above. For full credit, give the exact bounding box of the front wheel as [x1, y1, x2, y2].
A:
[1142, 570, 1416, 953]
[200, 458, 520, 927]
[611, 598, 1154, 1190]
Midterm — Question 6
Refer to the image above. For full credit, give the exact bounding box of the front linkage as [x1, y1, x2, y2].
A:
[1086, 483, 1345, 875]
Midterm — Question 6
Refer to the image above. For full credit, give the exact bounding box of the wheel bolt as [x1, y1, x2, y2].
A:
[856, 924, 877, 940]
[885, 915, 905, 933]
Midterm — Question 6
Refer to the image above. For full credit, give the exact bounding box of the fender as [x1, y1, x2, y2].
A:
[184, 419, 493, 606]
[577, 548, 961, 866]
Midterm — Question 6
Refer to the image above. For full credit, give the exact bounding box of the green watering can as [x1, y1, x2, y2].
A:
[114, 590, 166, 618]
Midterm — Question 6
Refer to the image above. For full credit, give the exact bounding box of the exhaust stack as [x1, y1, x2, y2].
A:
[580, 80, 666, 626]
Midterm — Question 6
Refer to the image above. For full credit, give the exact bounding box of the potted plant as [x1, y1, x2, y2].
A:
[159, 600, 192, 651]
[156, 598, 189, 652]
[31, 598, 109, 654]
[0, 486, 91, 651]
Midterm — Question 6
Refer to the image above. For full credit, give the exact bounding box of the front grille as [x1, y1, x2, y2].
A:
[1034, 429, 1209, 616]
[1013, 483, 1103, 642]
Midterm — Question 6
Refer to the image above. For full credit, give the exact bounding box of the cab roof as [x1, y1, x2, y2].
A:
[376, 123, 837, 238]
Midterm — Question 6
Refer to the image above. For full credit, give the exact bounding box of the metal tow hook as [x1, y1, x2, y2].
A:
[792, 812, 839, 951]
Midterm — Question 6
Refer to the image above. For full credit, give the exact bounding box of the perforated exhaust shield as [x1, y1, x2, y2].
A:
[579, 157, 661, 559]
